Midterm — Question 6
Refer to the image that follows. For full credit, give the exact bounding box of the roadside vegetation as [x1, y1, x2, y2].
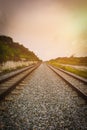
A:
[0, 65, 27, 76]
[49, 56, 87, 66]
[48, 57, 87, 78]
[0, 35, 40, 63]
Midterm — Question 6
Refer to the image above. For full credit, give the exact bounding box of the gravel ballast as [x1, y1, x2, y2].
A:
[0, 63, 87, 130]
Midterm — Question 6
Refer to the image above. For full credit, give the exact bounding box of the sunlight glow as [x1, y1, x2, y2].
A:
[2, 1, 87, 60]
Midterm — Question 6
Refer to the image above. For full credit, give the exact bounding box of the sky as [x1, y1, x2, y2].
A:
[0, 0, 87, 61]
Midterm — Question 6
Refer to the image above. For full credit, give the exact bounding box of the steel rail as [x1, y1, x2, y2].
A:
[47, 64, 87, 101]
[0, 63, 40, 101]
[0, 64, 36, 84]
[49, 65, 87, 84]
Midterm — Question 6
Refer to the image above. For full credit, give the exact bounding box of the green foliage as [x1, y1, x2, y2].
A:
[65, 66, 87, 78]
[48, 61, 87, 78]
[49, 57, 87, 66]
[0, 35, 40, 63]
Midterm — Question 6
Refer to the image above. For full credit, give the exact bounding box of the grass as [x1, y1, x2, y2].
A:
[48, 61, 87, 78]
[50, 57, 87, 66]
[0, 65, 28, 76]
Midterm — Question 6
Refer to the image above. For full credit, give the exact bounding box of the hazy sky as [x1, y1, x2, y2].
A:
[0, 0, 87, 60]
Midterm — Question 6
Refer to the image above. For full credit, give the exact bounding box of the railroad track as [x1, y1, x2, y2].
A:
[0, 63, 40, 101]
[47, 64, 87, 101]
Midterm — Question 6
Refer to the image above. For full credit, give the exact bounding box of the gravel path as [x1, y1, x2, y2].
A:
[0, 63, 87, 130]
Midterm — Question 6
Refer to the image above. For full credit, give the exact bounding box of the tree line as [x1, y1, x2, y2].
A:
[0, 35, 40, 63]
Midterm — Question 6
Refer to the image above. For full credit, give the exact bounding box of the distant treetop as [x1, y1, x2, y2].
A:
[0, 35, 13, 43]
